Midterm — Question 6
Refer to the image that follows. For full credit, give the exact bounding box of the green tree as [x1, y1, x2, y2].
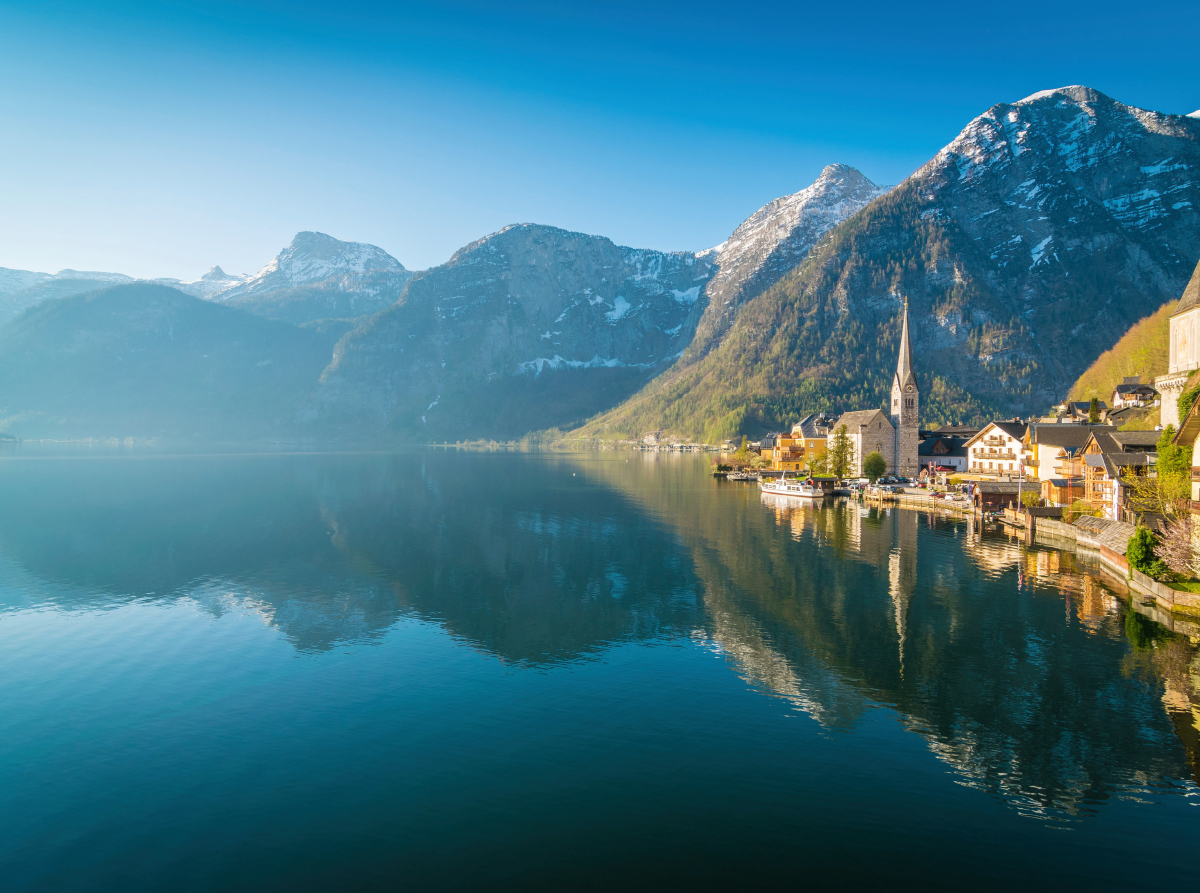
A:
[1088, 396, 1100, 424]
[827, 425, 855, 480]
[863, 451, 887, 482]
[807, 450, 830, 476]
[730, 434, 754, 467]
[1121, 424, 1190, 519]
[1021, 489, 1041, 509]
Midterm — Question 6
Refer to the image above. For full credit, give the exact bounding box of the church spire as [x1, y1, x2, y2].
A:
[895, 298, 915, 390]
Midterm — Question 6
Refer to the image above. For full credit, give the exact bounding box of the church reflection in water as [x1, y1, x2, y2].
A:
[0, 451, 1198, 814]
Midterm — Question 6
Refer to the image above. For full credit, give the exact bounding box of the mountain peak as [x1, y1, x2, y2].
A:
[1014, 85, 1108, 106]
[201, 265, 234, 281]
[214, 232, 407, 301]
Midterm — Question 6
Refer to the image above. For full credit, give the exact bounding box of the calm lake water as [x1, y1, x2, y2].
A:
[1, 450, 1198, 890]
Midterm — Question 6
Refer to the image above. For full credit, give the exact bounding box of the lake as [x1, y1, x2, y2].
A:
[1, 449, 1198, 890]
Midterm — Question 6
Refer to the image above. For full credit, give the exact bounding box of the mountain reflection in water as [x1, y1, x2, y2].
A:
[1, 449, 1199, 888]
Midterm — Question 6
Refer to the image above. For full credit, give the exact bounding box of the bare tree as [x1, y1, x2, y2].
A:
[1157, 515, 1200, 577]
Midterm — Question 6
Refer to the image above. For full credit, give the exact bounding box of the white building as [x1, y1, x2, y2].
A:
[1155, 261, 1200, 429]
[964, 421, 1028, 478]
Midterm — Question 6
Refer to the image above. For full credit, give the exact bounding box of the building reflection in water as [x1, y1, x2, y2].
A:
[2, 452, 1199, 817]
[724, 488, 1200, 809]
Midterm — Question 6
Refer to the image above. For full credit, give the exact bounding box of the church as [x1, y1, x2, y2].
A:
[832, 302, 920, 477]
[1155, 259, 1200, 430]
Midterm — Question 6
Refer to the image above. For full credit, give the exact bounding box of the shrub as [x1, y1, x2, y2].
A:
[1127, 526, 1173, 580]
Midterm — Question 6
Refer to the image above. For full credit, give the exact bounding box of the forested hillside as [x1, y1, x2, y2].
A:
[1068, 302, 1172, 402]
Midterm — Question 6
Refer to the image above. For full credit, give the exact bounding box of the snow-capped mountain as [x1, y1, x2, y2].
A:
[168, 266, 249, 299]
[215, 231, 407, 299]
[586, 86, 1200, 437]
[320, 223, 715, 439]
[684, 164, 892, 363]
[209, 231, 414, 323]
[0, 268, 137, 321]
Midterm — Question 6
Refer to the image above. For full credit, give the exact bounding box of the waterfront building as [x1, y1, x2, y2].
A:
[964, 421, 1028, 478]
[917, 433, 969, 476]
[1021, 423, 1111, 481]
[1078, 429, 1160, 521]
[1155, 258, 1200, 429]
[833, 302, 920, 476]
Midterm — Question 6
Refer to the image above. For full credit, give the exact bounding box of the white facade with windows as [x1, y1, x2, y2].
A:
[965, 422, 1028, 478]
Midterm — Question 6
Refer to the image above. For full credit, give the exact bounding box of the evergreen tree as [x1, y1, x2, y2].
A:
[827, 425, 855, 479]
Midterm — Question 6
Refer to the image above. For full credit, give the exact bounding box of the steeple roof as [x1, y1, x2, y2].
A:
[1172, 256, 1200, 317]
[894, 300, 916, 391]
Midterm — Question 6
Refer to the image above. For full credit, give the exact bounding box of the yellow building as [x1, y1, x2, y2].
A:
[761, 413, 835, 472]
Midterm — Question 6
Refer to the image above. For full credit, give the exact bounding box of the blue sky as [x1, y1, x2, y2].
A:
[2, 0, 1197, 279]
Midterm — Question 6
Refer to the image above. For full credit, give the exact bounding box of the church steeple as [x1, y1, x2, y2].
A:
[891, 298, 919, 477]
[894, 299, 916, 393]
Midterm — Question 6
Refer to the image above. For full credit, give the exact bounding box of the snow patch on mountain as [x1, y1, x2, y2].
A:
[215, 232, 407, 300]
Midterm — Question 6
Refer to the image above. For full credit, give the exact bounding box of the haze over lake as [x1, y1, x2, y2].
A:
[1, 450, 1197, 890]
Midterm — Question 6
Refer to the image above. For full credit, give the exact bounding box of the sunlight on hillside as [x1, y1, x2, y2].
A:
[1069, 301, 1173, 402]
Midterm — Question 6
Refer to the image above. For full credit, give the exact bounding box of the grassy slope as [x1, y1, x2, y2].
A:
[1068, 301, 1172, 402]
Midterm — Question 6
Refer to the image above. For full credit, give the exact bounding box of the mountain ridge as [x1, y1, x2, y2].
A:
[580, 85, 1200, 440]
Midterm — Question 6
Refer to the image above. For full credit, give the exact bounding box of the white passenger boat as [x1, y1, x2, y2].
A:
[759, 477, 829, 500]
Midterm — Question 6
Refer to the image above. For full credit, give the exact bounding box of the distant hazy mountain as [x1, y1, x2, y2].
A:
[585, 86, 1200, 440]
[687, 163, 892, 363]
[0, 283, 335, 439]
[318, 223, 715, 440]
[214, 231, 414, 324]
[0, 269, 136, 322]
[166, 266, 250, 299]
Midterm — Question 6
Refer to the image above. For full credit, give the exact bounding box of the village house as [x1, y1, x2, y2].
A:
[760, 420, 829, 473]
[786, 413, 835, 472]
[1079, 429, 1160, 521]
[1156, 259, 1200, 429]
[916, 433, 969, 476]
[964, 421, 1028, 478]
[1020, 423, 1111, 481]
[1053, 400, 1109, 422]
[1040, 477, 1084, 507]
[832, 302, 920, 477]
[1111, 376, 1159, 410]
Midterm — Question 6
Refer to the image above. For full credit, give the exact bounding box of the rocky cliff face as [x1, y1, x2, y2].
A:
[319, 224, 715, 439]
[585, 86, 1200, 439]
[910, 85, 1200, 393]
[687, 164, 892, 362]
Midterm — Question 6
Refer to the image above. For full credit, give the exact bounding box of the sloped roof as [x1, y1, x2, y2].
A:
[917, 435, 968, 457]
[1113, 383, 1158, 395]
[1171, 256, 1200, 316]
[1110, 430, 1161, 449]
[1030, 423, 1107, 448]
[974, 482, 1041, 493]
[1175, 391, 1200, 447]
[835, 409, 892, 430]
[792, 413, 836, 439]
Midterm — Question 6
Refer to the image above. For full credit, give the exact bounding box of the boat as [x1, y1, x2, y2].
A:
[759, 476, 829, 500]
